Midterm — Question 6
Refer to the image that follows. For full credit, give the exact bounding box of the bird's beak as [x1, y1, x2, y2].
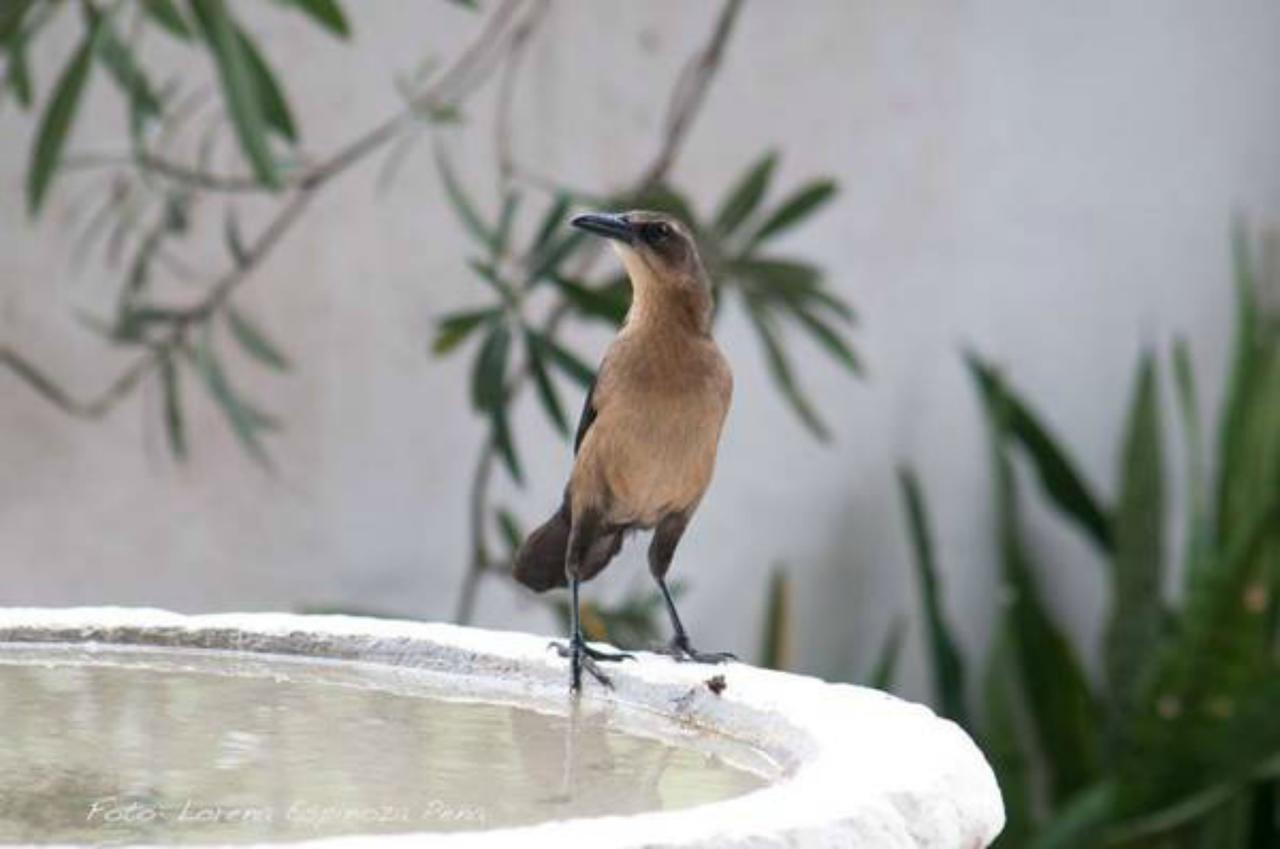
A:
[570, 212, 635, 245]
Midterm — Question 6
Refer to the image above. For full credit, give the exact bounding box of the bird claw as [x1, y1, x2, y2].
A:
[549, 637, 634, 691]
[655, 637, 736, 665]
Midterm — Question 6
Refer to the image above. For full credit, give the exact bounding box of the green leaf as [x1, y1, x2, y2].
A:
[226, 305, 291, 371]
[531, 332, 595, 388]
[7, 33, 32, 108]
[281, 0, 349, 38]
[224, 207, 249, 267]
[232, 21, 296, 142]
[1172, 336, 1211, 584]
[1025, 782, 1118, 849]
[525, 329, 569, 436]
[0, 1, 33, 45]
[1104, 353, 1165, 736]
[758, 566, 790, 670]
[867, 616, 906, 691]
[189, 0, 280, 188]
[898, 466, 969, 728]
[158, 349, 187, 460]
[432, 307, 498, 356]
[746, 304, 829, 440]
[435, 146, 492, 247]
[791, 304, 863, 375]
[193, 328, 273, 469]
[533, 193, 572, 251]
[470, 322, 511, 412]
[89, 4, 161, 119]
[489, 401, 522, 483]
[142, 0, 193, 40]
[967, 353, 1114, 554]
[748, 179, 837, 248]
[730, 257, 855, 323]
[495, 507, 523, 554]
[713, 151, 776, 236]
[26, 28, 95, 214]
[491, 190, 519, 260]
[528, 230, 587, 284]
[982, 624, 1037, 848]
[990, 434, 1101, 802]
[550, 275, 629, 325]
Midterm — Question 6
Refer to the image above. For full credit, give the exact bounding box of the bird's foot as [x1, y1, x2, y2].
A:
[549, 637, 634, 691]
[655, 636, 736, 665]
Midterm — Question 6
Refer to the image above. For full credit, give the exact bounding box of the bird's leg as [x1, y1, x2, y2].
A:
[649, 513, 737, 665]
[550, 577, 634, 691]
[549, 509, 632, 692]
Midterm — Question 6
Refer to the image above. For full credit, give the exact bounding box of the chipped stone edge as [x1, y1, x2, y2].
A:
[0, 607, 1004, 849]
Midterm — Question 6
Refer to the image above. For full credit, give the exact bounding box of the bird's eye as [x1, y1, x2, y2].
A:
[646, 222, 672, 243]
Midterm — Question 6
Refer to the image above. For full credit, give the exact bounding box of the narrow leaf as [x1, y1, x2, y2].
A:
[748, 179, 837, 247]
[898, 465, 969, 727]
[967, 353, 1114, 553]
[282, 0, 349, 38]
[489, 401, 523, 483]
[491, 190, 519, 260]
[142, 0, 192, 40]
[791, 304, 863, 375]
[0, 1, 33, 45]
[90, 5, 161, 119]
[551, 275, 629, 326]
[1172, 336, 1211, 583]
[532, 332, 595, 387]
[435, 146, 492, 247]
[226, 305, 291, 371]
[991, 434, 1101, 801]
[193, 328, 273, 469]
[1105, 354, 1165, 743]
[232, 21, 296, 142]
[189, 0, 279, 187]
[158, 350, 187, 460]
[470, 323, 511, 411]
[867, 616, 906, 691]
[533, 193, 572, 251]
[7, 34, 32, 108]
[713, 151, 776, 236]
[746, 304, 829, 440]
[432, 307, 498, 356]
[758, 566, 790, 670]
[526, 329, 569, 436]
[495, 507, 522, 553]
[27, 30, 95, 214]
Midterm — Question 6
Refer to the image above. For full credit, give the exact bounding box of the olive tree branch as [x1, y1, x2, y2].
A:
[3, 0, 530, 417]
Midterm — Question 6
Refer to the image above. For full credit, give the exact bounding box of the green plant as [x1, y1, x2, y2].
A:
[2, 2, 862, 635]
[901, 225, 1280, 848]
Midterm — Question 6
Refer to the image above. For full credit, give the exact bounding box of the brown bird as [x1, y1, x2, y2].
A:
[513, 210, 734, 691]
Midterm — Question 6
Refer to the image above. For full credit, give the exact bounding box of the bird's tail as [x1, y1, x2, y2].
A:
[513, 502, 572, 592]
[513, 500, 626, 592]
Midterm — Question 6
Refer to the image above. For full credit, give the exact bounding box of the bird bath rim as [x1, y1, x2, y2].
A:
[0, 607, 1004, 849]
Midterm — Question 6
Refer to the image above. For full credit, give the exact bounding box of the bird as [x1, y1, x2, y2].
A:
[513, 210, 735, 691]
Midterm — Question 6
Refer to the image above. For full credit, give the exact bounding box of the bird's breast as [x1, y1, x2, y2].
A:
[573, 347, 731, 527]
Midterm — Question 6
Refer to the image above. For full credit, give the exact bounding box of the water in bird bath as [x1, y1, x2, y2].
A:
[0, 643, 776, 844]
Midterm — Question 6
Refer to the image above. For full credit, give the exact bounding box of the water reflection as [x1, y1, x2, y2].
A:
[0, 645, 771, 844]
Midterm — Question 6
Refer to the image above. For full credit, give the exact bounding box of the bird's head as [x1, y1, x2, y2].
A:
[571, 210, 711, 331]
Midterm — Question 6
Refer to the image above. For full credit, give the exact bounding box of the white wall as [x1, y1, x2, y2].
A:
[3, 1, 1279, 704]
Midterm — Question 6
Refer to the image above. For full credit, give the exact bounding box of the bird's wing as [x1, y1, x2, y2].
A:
[572, 377, 598, 455]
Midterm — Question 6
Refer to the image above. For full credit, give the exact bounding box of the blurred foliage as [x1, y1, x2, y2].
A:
[430, 147, 858, 489]
[3, 1, 857, 641]
[900, 225, 1280, 849]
